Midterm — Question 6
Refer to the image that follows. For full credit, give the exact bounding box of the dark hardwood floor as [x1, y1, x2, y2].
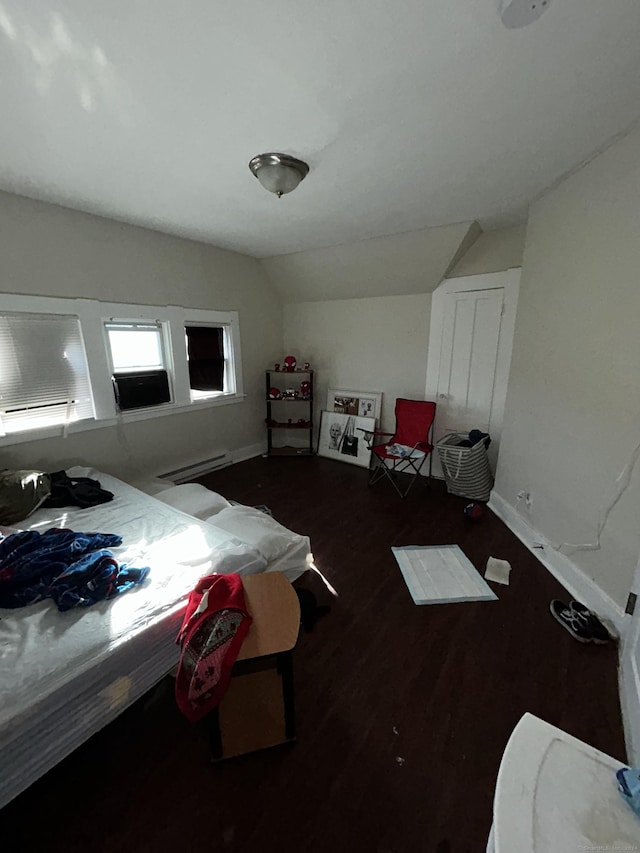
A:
[0, 457, 625, 852]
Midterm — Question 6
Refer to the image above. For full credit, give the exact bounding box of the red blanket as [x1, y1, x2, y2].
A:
[175, 573, 252, 722]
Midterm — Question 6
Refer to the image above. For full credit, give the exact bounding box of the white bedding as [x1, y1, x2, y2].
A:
[0, 466, 311, 809]
[152, 482, 232, 518]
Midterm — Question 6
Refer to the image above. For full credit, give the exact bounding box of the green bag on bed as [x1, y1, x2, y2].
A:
[0, 469, 51, 525]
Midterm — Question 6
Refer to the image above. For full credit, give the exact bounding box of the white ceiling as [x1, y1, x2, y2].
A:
[1, 0, 639, 258]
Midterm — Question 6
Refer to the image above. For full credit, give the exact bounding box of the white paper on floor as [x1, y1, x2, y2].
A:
[484, 556, 512, 585]
[391, 545, 498, 605]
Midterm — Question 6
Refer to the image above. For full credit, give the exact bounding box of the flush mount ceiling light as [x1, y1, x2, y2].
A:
[499, 0, 551, 29]
[249, 153, 309, 198]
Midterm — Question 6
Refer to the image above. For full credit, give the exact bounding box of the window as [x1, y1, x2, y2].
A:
[0, 294, 244, 444]
[185, 325, 226, 399]
[105, 321, 165, 372]
[0, 312, 94, 435]
[105, 321, 172, 411]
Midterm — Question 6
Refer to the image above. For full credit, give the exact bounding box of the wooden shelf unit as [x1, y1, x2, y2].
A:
[265, 368, 314, 457]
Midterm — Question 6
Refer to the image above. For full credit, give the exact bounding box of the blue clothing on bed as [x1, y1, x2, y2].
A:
[50, 549, 150, 611]
[0, 528, 149, 611]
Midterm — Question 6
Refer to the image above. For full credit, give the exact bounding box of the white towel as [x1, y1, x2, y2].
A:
[484, 556, 512, 585]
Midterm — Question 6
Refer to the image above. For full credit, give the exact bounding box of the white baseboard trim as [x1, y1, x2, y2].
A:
[489, 490, 640, 759]
[488, 490, 627, 639]
[231, 441, 267, 465]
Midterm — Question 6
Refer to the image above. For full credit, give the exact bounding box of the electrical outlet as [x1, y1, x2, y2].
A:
[516, 489, 533, 513]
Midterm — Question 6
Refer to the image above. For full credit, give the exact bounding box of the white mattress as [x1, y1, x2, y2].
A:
[0, 467, 311, 809]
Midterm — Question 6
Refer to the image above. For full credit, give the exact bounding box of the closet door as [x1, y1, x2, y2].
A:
[426, 269, 520, 478]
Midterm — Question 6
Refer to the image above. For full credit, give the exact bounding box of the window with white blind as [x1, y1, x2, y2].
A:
[0, 312, 94, 436]
[0, 294, 244, 443]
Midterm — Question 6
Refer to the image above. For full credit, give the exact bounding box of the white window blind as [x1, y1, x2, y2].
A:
[0, 312, 94, 435]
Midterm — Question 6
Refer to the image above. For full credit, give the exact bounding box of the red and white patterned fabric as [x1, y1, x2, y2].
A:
[175, 573, 252, 722]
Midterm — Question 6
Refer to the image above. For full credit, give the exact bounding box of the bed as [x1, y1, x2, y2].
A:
[0, 467, 312, 810]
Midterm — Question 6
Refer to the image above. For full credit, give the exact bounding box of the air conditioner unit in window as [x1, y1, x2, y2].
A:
[112, 370, 171, 411]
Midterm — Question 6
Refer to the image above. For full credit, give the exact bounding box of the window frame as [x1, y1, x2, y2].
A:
[104, 320, 168, 374]
[104, 318, 174, 412]
[0, 294, 244, 446]
[184, 321, 235, 402]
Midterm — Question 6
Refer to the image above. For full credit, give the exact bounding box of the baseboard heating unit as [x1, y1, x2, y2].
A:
[160, 452, 231, 483]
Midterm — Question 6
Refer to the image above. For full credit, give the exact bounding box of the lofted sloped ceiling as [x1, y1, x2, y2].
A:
[0, 1, 640, 258]
[260, 222, 480, 302]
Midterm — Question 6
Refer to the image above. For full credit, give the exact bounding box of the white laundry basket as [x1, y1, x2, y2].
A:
[436, 432, 494, 501]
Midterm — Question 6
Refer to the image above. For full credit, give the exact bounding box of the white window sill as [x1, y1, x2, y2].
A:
[0, 393, 246, 447]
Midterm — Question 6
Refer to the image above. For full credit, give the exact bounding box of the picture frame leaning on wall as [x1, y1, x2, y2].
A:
[326, 389, 382, 421]
[317, 411, 374, 468]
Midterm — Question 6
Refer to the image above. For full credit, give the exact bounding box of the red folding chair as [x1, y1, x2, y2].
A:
[365, 398, 436, 498]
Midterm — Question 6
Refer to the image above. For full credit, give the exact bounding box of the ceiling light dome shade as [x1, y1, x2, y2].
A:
[249, 153, 309, 198]
[499, 0, 551, 29]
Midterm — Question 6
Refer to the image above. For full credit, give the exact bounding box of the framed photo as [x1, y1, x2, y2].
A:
[326, 389, 382, 421]
[317, 411, 373, 468]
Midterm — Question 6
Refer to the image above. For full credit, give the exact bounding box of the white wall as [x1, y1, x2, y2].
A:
[494, 125, 640, 609]
[0, 191, 282, 479]
[284, 295, 431, 433]
[279, 225, 524, 434]
[261, 222, 474, 302]
[447, 225, 526, 278]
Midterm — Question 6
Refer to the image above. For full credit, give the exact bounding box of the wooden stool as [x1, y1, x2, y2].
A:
[208, 572, 300, 760]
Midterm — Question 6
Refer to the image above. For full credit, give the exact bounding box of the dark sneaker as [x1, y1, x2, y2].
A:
[549, 600, 593, 643]
[569, 600, 611, 644]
